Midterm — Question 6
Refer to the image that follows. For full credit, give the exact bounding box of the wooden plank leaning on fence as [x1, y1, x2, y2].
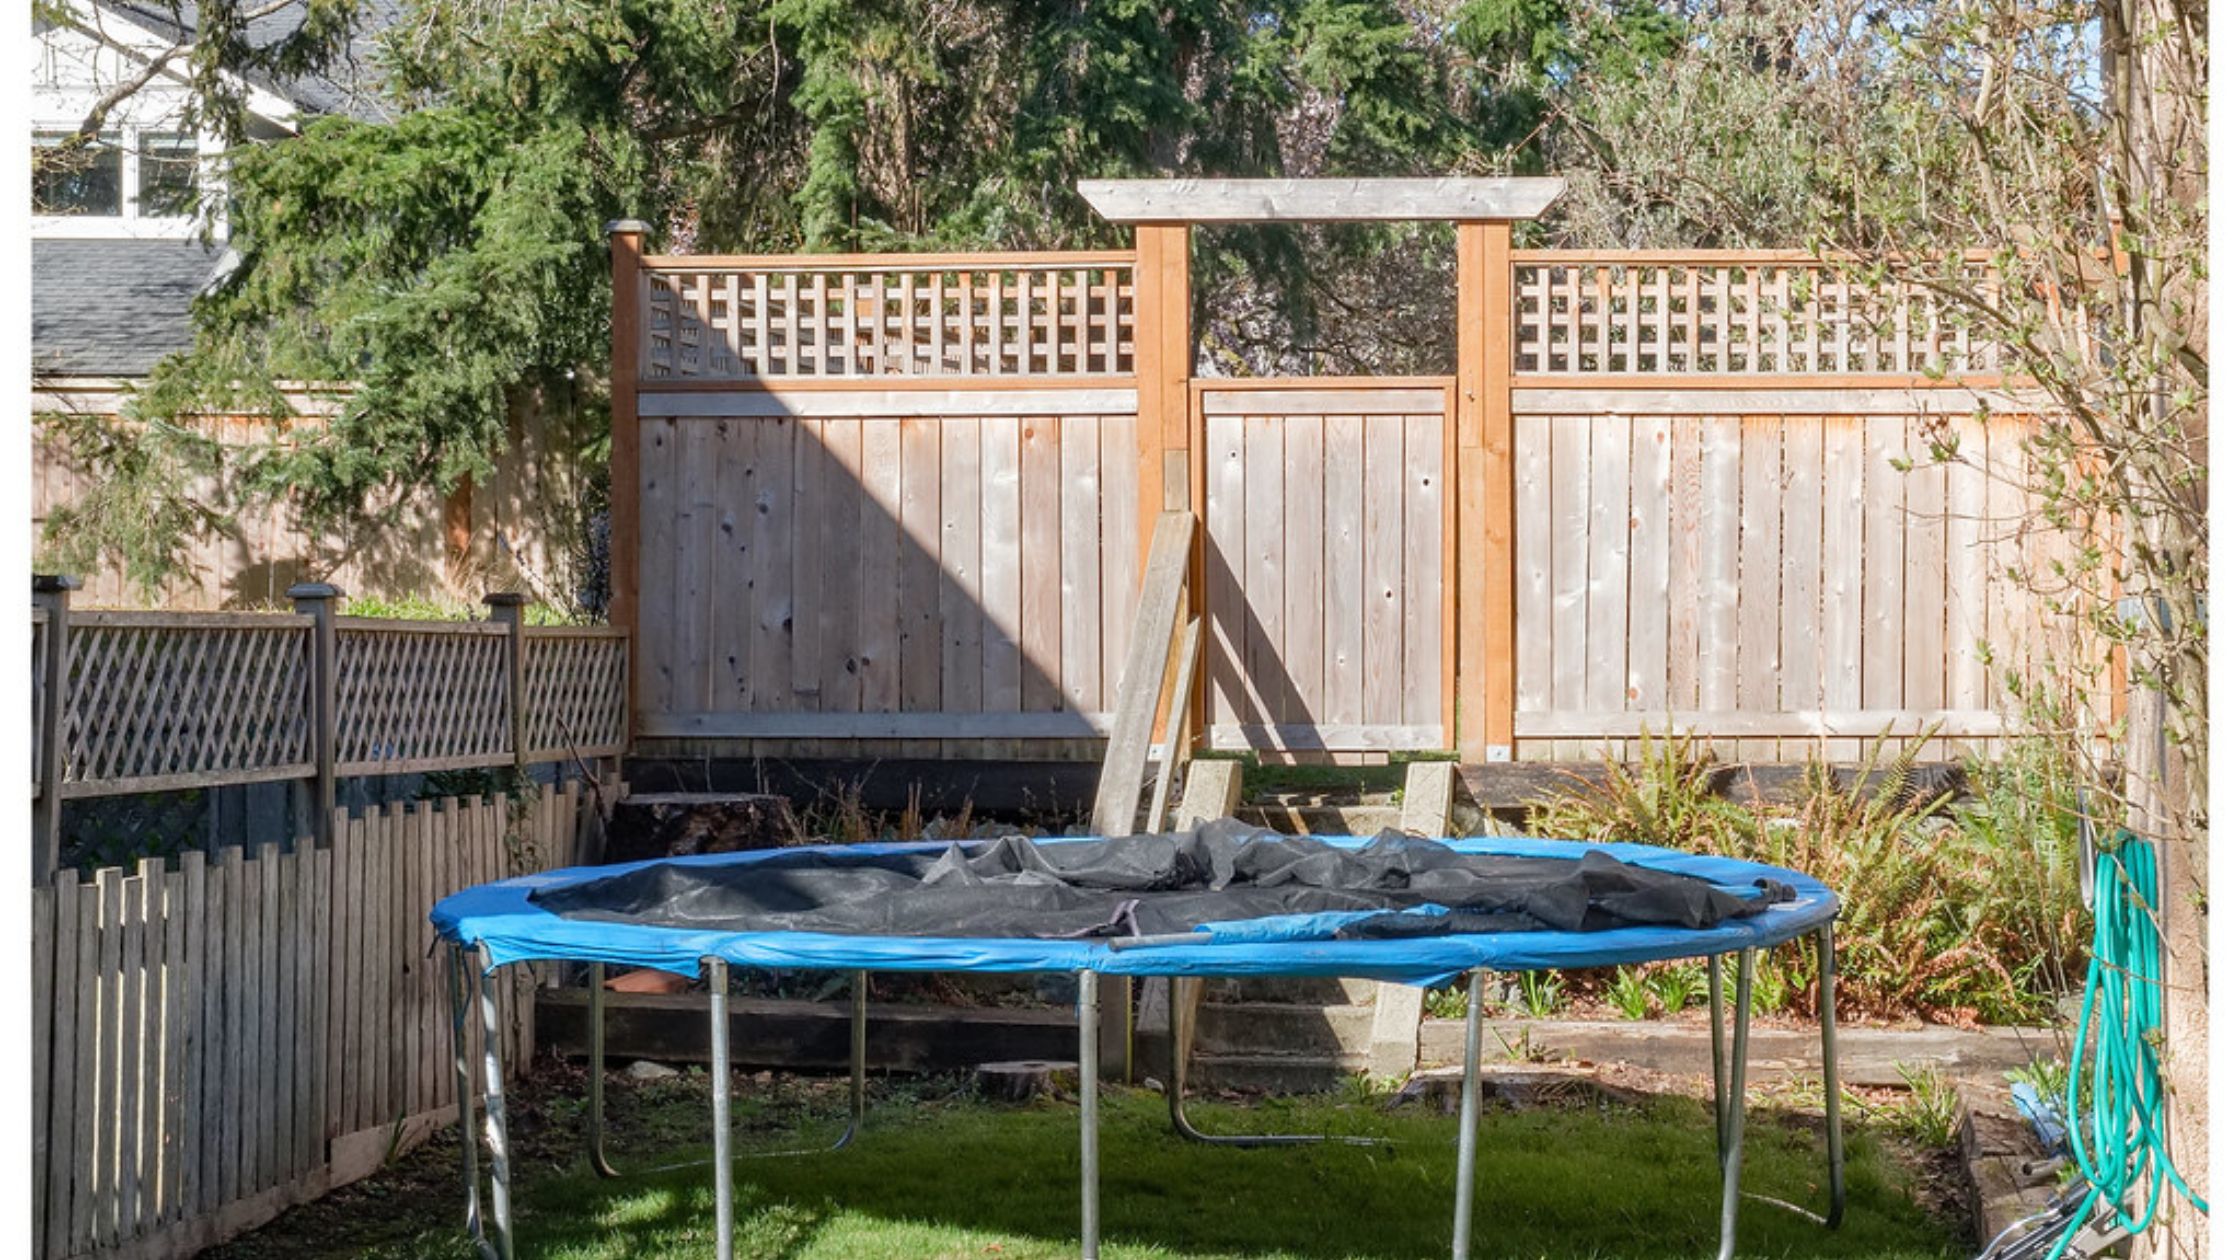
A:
[1085, 508, 1199, 1079]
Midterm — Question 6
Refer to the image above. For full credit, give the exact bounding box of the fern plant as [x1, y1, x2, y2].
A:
[1644, 962, 1708, 1015]
[1606, 969, 1653, 1020]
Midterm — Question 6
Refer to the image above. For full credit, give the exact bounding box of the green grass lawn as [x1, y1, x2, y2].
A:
[216, 1072, 1967, 1260]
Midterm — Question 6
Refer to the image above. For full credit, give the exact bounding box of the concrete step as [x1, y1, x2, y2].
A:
[1193, 1001, 1375, 1059]
[1186, 1051, 1367, 1094]
[1198, 975, 1384, 1006]
[1237, 802, 1404, 837]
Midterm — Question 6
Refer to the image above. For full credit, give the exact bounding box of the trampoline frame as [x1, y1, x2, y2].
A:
[444, 921, 1846, 1260]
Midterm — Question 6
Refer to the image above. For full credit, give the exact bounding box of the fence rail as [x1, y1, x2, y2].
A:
[643, 250, 1137, 381]
[27, 581, 629, 880]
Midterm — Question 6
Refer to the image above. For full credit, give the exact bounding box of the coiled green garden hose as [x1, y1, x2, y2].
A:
[2048, 833, 2207, 1258]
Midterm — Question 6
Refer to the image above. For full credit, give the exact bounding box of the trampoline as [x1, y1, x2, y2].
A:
[433, 824, 1846, 1260]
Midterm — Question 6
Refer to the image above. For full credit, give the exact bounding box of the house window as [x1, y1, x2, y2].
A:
[137, 131, 199, 217]
[32, 130, 123, 216]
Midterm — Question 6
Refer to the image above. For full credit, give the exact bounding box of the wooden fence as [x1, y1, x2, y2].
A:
[29, 782, 592, 1260]
[30, 580, 629, 879]
[613, 224, 2076, 763]
[1199, 379, 1451, 752]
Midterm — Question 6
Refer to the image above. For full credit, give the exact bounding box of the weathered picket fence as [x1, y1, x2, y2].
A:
[27, 579, 628, 1259]
[29, 784, 596, 1260]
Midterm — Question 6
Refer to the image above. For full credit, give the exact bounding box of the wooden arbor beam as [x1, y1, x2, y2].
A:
[1078, 178, 1564, 223]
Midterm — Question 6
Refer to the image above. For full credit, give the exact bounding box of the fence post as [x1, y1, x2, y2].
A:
[1455, 221, 1517, 763]
[606, 219, 649, 742]
[31, 574, 78, 883]
[485, 593, 529, 779]
[290, 583, 342, 846]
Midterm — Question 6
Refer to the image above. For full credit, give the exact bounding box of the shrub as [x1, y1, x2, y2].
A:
[1526, 729, 2088, 1025]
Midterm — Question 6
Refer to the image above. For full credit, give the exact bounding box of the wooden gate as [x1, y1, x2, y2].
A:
[1196, 378, 1454, 754]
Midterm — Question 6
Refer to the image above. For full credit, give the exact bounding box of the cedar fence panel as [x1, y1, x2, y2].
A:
[616, 241, 2078, 764]
[630, 400, 1140, 753]
[1197, 380, 1453, 755]
[1509, 406, 2072, 761]
[29, 781, 598, 1260]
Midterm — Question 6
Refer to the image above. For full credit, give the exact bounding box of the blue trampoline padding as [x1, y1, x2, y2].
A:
[431, 834, 1839, 988]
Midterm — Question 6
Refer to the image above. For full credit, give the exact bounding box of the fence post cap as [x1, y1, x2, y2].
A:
[32, 574, 81, 594]
[605, 219, 652, 237]
[286, 582, 345, 602]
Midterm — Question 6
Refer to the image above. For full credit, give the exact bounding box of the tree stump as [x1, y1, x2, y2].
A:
[603, 792, 800, 864]
[976, 1060, 1079, 1103]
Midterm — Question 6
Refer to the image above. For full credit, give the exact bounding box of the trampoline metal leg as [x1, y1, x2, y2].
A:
[1715, 949, 1755, 1260]
[476, 948, 516, 1260]
[1706, 951, 1727, 1155]
[1818, 925, 1847, 1230]
[1079, 969, 1101, 1260]
[449, 947, 489, 1254]
[587, 962, 620, 1178]
[709, 957, 735, 1260]
[1451, 970, 1487, 1260]
[1164, 974, 1378, 1149]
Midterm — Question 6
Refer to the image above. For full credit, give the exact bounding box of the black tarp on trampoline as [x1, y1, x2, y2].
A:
[530, 821, 1791, 942]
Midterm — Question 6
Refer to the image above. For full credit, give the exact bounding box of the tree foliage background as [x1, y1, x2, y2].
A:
[41, 0, 1683, 590]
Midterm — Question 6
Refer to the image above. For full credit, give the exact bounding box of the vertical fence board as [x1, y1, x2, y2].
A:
[1903, 424, 1949, 757]
[1019, 418, 1064, 715]
[1735, 417, 1783, 759]
[1862, 416, 1909, 713]
[1584, 413, 1630, 717]
[1361, 419, 1407, 732]
[981, 417, 1025, 730]
[1513, 415, 1551, 721]
[1549, 418, 1590, 718]
[1666, 415, 1703, 712]
[1946, 419, 1991, 754]
[219, 848, 247, 1217]
[32, 879, 56, 1257]
[639, 420, 678, 717]
[1240, 415, 1284, 727]
[898, 418, 944, 712]
[857, 419, 905, 714]
[1821, 418, 1866, 759]
[938, 417, 985, 726]
[1403, 412, 1445, 734]
[1283, 421, 1327, 728]
[1058, 415, 1104, 715]
[75, 869, 110, 1255]
[46, 873, 82, 1260]
[1626, 416, 1671, 717]
[753, 418, 799, 713]
[1777, 419, 1824, 758]
[825, 422, 867, 718]
[178, 854, 206, 1225]
[1697, 417, 1742, 719]
[1323, 415, 1366, 730]
[1098, 416, 1140, 713]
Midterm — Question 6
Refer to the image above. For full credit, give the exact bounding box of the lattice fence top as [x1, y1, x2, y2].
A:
[523, 629, 628, 760]
[61, 614, 313, 794]
[334, 621, 511, 775]
[643, 252, 1137, 381]
[1511, 253, 2006, 376]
